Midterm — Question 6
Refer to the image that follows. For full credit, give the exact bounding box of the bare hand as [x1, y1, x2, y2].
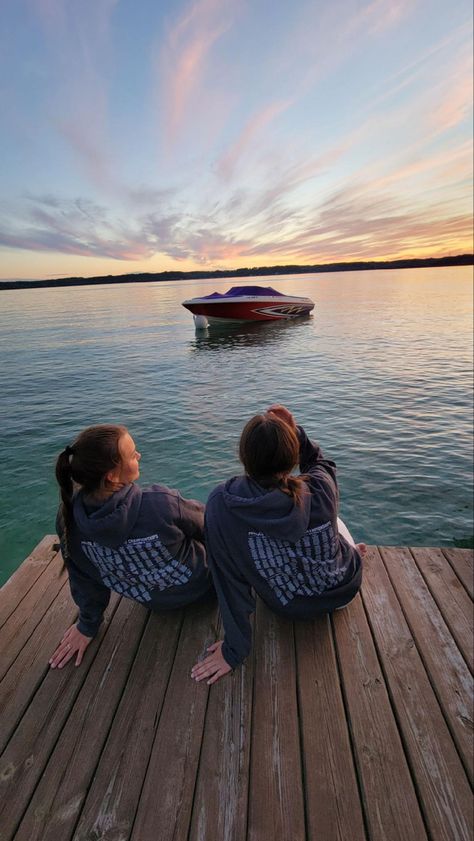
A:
[266, 404, 296, 429]
[49, 624, 93, 669]
[190, 640, 232, 685]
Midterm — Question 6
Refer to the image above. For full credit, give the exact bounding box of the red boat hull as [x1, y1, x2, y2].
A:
[182, 298, 314, 322]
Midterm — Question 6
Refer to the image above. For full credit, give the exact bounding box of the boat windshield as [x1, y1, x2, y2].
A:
[201, 285, 282, 300]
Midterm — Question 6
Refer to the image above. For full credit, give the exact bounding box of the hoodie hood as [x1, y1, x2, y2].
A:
[220, 475, 312, 542]
[73, 483, 143, 548]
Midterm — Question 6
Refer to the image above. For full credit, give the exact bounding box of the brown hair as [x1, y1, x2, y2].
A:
[55, 424, 127, 544]
[239, 414, 307, 505]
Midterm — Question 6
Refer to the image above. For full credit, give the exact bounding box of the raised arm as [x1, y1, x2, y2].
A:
[296, 426, 337, 484]
[267, 404, 338, 484]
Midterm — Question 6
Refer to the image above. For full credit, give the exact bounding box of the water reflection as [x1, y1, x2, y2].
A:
[189, 315, 314, 351]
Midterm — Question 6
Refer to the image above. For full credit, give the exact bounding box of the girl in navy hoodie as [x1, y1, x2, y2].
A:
[50, 424, 212, 669]
[191, 405, 366, 685]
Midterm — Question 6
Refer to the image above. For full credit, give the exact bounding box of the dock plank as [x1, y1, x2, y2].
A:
[130, 599, 219, 841]
[295, 613, 367, 841]
[0, 536, 58, 628]
[0, 580, 79, 754]
[0, 551, 67, 681]
[410, 547, 473, 669]
[381, 546, 473, 781]
[442, 548, 474, 599]
[14, 598, 148, 841]
[188, 619, 254, 841]
[72, 610, 184, 841]
[332, 580, 427, 841]
[247, 600, 306, 841]
[0, 596, 119, 841]
[363, 547, 472, 841]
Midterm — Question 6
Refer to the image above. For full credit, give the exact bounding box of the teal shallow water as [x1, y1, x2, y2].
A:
[0, 267, 472, 583]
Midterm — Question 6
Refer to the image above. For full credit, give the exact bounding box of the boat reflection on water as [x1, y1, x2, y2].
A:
[189, 313, 313, 352]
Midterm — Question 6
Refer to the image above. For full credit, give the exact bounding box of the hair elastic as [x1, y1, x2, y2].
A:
[64, 445, 75, 457]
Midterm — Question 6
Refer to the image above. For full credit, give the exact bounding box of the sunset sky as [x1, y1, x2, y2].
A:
[1, 0, 472, 280]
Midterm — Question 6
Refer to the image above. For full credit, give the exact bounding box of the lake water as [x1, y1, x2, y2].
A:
[0, 267, 472, 583]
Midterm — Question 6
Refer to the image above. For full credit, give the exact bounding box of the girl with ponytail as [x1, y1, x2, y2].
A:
[50, 424, 212, 670]
[191, 405, 366, 685]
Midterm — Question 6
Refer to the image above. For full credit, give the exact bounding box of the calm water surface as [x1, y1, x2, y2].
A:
[1, 267, 472, 582]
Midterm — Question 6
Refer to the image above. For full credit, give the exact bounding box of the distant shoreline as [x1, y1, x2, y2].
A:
[1, 254, 472, 290]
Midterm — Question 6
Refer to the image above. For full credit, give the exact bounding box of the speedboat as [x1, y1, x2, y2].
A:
[182, 285, 315, 324]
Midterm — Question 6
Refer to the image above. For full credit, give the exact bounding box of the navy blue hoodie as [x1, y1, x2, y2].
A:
[205, 427, 362, 669]
[57, 483, 212, 637]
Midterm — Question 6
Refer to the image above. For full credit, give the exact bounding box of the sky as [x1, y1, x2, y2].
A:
[0, 0, 472, 280]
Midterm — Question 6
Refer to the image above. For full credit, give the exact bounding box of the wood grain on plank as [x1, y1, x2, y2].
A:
[0, 536, 59, 628]
[410, 547, 473, 669]
[0, 552, 67, 681]
[333, 579, 427, 841]
[130, 598, 219, 841]
[0, 596, 119, 841]
[247, 600, 305, 841]
[363, 547, 472, 841]
[0, 581, 79, 754]
[442, 548, 474, 599]
[72, 610, 184, 841]
[295, 612, 367, 841]
[381, 546, 473, 782]
[188, 618, 254, 841]
[14, 598, 147, 841]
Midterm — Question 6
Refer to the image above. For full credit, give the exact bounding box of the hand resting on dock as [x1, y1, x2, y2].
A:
[49, 623, 93, 669]
[191, 640, 232, 685]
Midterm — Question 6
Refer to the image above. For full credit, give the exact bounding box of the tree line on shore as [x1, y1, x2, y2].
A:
[1, 254, 472, 290]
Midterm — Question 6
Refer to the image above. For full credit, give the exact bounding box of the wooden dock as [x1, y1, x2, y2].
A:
[0, 537, 472, 841]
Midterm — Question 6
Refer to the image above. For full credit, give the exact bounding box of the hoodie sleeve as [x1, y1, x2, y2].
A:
[66, 556, 111, 637]
[56, 505, 110, 636]
[205, 506, 255, 670]
[177, 495, 205, 541]
[297, 425, 338, 488]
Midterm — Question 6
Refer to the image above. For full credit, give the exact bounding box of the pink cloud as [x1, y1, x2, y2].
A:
[158, 0, 237, 149]
[430, 57, 473, 134]
[355, 141, 473, 195]
[216, 100, 293, 180]
[350, 0, 414, 35]
[29, 0, 125, 195]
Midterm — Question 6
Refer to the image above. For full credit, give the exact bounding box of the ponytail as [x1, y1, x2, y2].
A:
[55, 448, 75, 558]
[55, 447, 74, 561]
[279, 474, 308, 507]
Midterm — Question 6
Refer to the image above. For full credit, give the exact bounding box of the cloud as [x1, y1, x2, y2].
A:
[158, 0, 237, 149]
[429, 54, 473, 135]
[216, 100, 293, 180]
[355, 0, 414, 35]
[341, 140, 473, 200]
[27, 0, 163, 204]
[210, 0, 417, 192]
[0, 195, 176, 261]
[1, 173, 472, 269]
[242, 185, 474, 262]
